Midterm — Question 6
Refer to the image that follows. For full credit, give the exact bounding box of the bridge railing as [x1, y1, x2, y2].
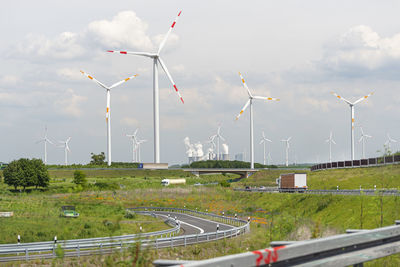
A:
[311, 154, 400, 171]
[170, 220, 400, 267]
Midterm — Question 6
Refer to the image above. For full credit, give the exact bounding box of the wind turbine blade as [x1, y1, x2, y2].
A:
[46, 138, 54, 145]
[266, 139, 272, 143]
[238, 72, 253, 97]
[262, 131, 266, 138]
[365, 135, 372, 138]
[80, 70, 109, 89]
[353, 92, 374, 105]
[235, 99, 251, 120]
[288, 137, 292, 142]
[219, 135, 226, 142]
[134, 129, 139, 137]
[158, 57, 184, 103]
[332, 140, 336, 145]
[331, 92, 352, 105]
[36, 139, 45, 144]
[109, 74, 138, 89]
[259, 140, 264, 145]
[253, 96, 280, 101]
[358, 136, 363, 142]
[66, 137, 71, 143]
[107, 50, 155, 58]
[157, 10, 182, 54]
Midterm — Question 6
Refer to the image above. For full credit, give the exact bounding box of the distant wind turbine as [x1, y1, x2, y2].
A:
[385, 134, 397, 153]
[36, 126, 54, 164]
[58, 137, 71, 166]
[107, 11, 184, 164]
[281, 137, 291, 167]
[80, 70, 138, 166]
[260, 131, 272, 165]
[358, 127, 372, 159]
[211, 126, 225, 160]
[126, 129, 139, 163]
[235, 72, 279, 169]
[325, 131, 336, 163]
[331, 91, 373, 160]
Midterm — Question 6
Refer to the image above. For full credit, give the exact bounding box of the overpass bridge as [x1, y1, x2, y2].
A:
[183, 168, 259, 181]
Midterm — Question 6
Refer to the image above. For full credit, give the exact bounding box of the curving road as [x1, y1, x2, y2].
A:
[153, 211, 234, 235]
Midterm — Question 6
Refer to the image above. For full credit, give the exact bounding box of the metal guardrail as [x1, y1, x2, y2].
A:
[234, 188, 400, 196]
[169, 220, 400, 267]
[0, 207, 249, 262]
[311, 154, 400, 171]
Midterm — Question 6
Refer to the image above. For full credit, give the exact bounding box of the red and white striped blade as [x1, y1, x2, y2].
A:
[109, 74, 138, 89]
[235, 99, 251, 120]
[253, 96, 280, 101]
[238, 72, 253, 97]
[80, 70, 109, 89]
[106, 50, 155, 57]
[331, 91, 352, 105]
[158, 57, 184, 104]
[157, 10, 182, 55]
[353, 92, 374, 105]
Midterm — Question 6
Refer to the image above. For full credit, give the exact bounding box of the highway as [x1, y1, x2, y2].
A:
[0, 208, 248, 262]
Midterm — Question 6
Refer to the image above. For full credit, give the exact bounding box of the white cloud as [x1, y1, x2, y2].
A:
[0, 75, 19, 86]
[120, 117, 139, 127]
[57, 68, 83, 80]
[10, 11, 180, 62]
[54, 88, 87, 117]
[87, 11, 153, 51]
[320, 25, 400, 72]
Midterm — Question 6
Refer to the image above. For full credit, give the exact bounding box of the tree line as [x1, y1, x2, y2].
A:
[3, 158, 49, 190]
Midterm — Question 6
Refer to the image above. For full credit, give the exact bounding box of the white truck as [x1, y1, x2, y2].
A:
[276, 173, 307, 192]
[161, 178, 186, 186]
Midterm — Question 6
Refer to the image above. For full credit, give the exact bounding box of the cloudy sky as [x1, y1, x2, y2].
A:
[1, 0, 399, 165]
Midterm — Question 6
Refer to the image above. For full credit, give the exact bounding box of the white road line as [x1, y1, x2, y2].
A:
[156, 213, 205, 234]
[179, 213, 234, 228]
[179, 221, 205, 234]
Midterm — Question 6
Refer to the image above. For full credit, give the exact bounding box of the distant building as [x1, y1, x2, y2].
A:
[235, 153, 244, 161]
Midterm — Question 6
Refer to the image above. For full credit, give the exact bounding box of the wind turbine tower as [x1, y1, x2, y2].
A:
[359, 127, 372, 159]
[385, 134, 397, 153]
[281, 137, 291, 167]
[36, 126, 54, 164]
[331, 92, 373, 160]
[107, 11, 184, 163]
[260, 131, 272, 165]
[325, 131, 336, 163]
[58, 137, 71, 166]
[235, 72, 279, 169]
[81, 71, 137, 166]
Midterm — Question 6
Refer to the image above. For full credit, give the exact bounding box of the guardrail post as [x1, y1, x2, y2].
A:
[120, 241, 123, 253]
[100, 243, 103, 255]
[184, 236, 187, 247]
[25, 248, 28, 261]
[52, 246, 55, 257]
[77, 244, 80, 257]
[207, 233, 209, 241]
[171, 237, 173, 248]
[197, 234, 199, 243]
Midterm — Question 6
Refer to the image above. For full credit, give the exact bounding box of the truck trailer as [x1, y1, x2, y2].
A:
[276, 173, 307, 192]
[161, 178, 186, 186]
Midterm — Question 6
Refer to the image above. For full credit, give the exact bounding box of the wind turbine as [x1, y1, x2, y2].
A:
[135, 139, 147, 162]
[331, 91, 374, 160]
[235, 72, 279, 169]
[80, 70, 137, 166]
[58, 137, 71, 166]
[206, 136, 216, 160]
[325, 131, 336, 163]
[259, 131, 272, 165]
[126, 129, 139, 162]
[36, 126, 54, 164]
[281, 137, 291, 167]
[358, 127, 372, 159]
[107, 11, 184, 164]
[212, 126, 226, 160]
[385, 134, 397, 153]
[267, 152, 272, 165]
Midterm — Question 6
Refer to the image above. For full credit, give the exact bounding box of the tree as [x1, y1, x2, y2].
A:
[3, 158, 49, 190]
[73, 170, 87, 187]
[90, 152, 106, 165]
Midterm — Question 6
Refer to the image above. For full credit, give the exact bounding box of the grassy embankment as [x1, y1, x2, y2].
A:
[0, 165, 399, 266]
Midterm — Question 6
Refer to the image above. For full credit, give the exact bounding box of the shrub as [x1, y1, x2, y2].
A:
[3, 158, 49, 190]
[73, 170, 87, 187]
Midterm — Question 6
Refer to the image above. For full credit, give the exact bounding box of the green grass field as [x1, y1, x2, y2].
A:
[0, 165, 399, 266]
